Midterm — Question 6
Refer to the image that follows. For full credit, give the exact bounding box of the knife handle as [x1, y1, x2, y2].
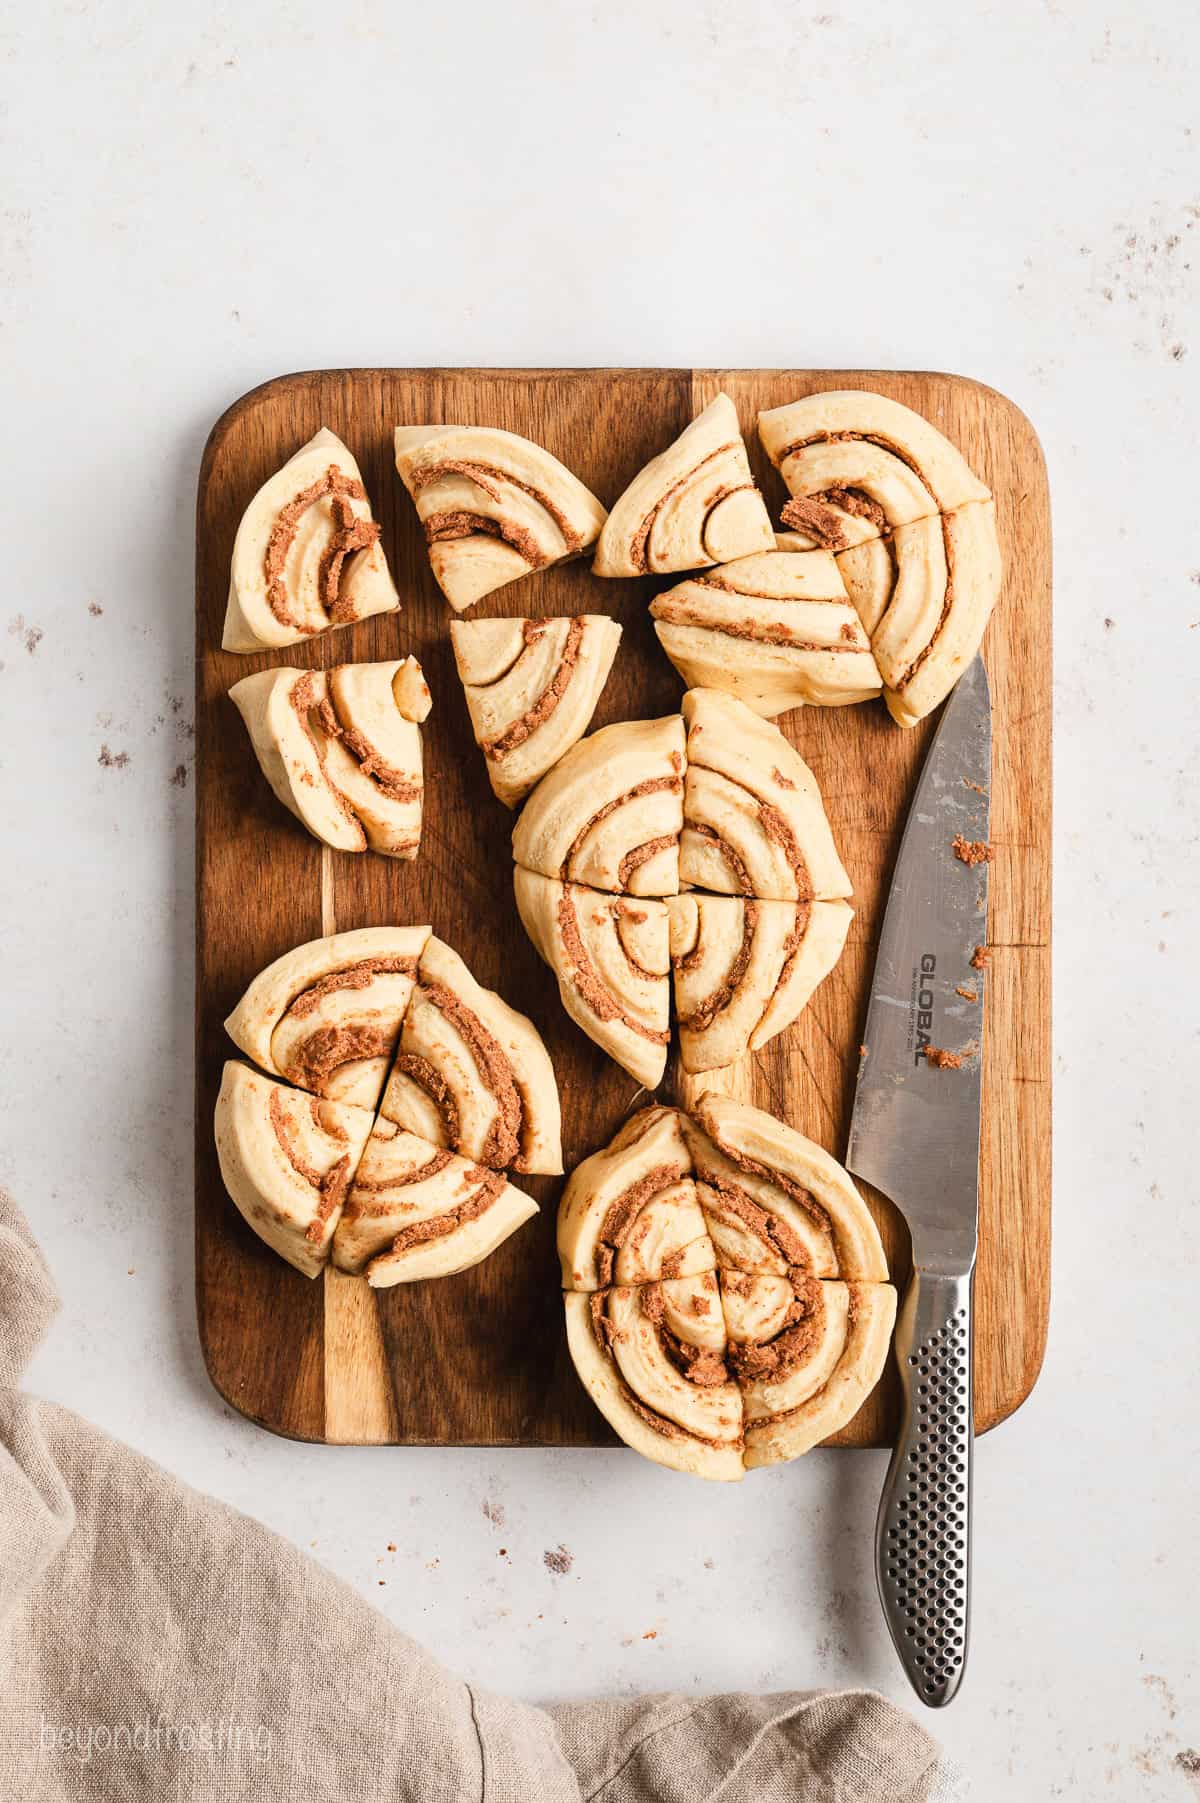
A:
[875, 1268, 974, 1707]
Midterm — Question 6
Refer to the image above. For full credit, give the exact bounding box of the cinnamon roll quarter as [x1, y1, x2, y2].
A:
[451, 614, 621, 807]
[594, 392, 774, 578]
[230, 657, 430, 858]
[223, 428, 398, 653]
[394, 424, 606, 612]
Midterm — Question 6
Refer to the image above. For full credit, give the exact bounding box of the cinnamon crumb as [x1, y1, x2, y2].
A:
[88, 602, 103, 617]
[386, 1542, 396, 1552]
[955, 985, 978, 1001]
[970, 945, 990, 970]
[543, 1545, 573, 1575]
[924, 1046, 964, 1070]
[952, 834, 992, 867]
[642, 1629, 658, 1640]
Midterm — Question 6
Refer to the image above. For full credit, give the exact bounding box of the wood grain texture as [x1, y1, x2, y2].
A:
[195, 368, 1051, 1448]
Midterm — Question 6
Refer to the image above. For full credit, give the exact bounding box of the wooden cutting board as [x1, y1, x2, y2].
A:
[195, 368, 1051, 1448]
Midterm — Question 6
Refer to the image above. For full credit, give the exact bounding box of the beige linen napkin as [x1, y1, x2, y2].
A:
[0, 1190, 959, 1800]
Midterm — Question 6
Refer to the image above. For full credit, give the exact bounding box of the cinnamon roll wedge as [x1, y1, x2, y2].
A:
[224, 926, 432, 1110]
[650, 544, 880, 714]
[594, 392, 774, 578]
[564, 1273, 745, 1481]
[668, 893, 853, 1073]
[679, 689, 852, 902]
[332, 1116, 537, 1286]
[838, 502, 1002, 729]
[557, 1106, 714, 1289]
[223, 428, 398, 652]
[378, 935, 562, 1174]
[513, 870, 670, 1090]
[450, 614, 622, 807]
[229, 657, 431, 857]
[512, 713, 686, 897]
[394, 425, 607, 612]
[758, 390, 990, 540]
[214, 1061, 375, 1278]
[728, 1272, 898, 1466]
[685, 1094, 889, 1281]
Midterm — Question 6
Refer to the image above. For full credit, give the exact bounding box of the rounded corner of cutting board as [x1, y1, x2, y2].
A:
[195, 1314, 328, 1445]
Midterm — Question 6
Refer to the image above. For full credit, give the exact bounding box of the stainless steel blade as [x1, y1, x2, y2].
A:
[846, 655, 991, 1275]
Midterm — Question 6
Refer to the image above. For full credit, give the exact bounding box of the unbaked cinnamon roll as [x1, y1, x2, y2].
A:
[727, 1270, 898, 1466]
[378, 935, 562, 1174]
[837, 502, 1002, 729]
[332, 1116, 537, 1286]
[223, 428, 398, 652]
[758, 390, 990, 538]
[451, 614, 621, 807]
[650, 544, 881, 714]
[214, 1061, 375, 1278]
[557, 1106, 713, 1290]
[394, 425, 607, 612]
[758, 391, 1001, 727]
[558, 1097, 895, 1476]
[513, 870, 670, 1090]
[684, 1094, 890, 1281]
[512, 713, 686, 897]
[229, 657, 431, 857]
[679, 689, 852, 902]
[224, 926, 432, 1110]
[668, 892, 853, 1073]
[594, 393, 775, 577]
[564, 1272, 745, 1481]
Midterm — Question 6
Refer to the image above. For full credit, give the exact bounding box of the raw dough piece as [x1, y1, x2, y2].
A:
[839, 503, 1002, 729]
[224, 926, 432, 1110]
[513, 870, 670, 1091]
[394, 424, 606, 612]
[229, 657, 431, 857]
[679, 689, 852, 901]
[512, 714, 686, 897]
[737, 1276, 898, 1467]
[564, 1275, 745, 1482]
[214, 1061, 374, 1278]
[668, 893, 853, 1074]
[223, 428, 398, 652]
[684, 1094, 889, 1282]
[758, 390, 989, 537]
[593, 393, 774, 577]
[650, 544, 881, 714]
[451, 615, 621, 807]
[556, 1106, 713, 1290]
[378, 936, 562, 1174]
[332, 1116, 537, 1286]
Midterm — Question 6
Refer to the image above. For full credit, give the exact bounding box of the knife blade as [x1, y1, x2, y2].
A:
[846, 653, 991, 1709]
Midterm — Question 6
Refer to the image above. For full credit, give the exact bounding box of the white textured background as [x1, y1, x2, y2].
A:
[2, 2, 1198, 1795]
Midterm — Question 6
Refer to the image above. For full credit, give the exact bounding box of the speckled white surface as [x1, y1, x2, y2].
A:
[2, 2, 1198, 1794]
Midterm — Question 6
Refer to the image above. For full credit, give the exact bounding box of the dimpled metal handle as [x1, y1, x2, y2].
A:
[876, 1269, 973, 1707]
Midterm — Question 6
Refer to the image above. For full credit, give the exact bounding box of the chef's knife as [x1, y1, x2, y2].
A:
[846, 654, 991, 1708]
